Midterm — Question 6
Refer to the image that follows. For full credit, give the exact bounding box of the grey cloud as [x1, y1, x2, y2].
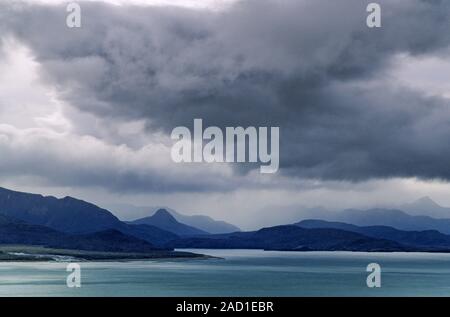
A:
[0, 126, 241, 193]
[1, 0, 450, 188]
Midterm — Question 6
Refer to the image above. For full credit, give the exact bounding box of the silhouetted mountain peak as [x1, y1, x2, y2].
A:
[400, 196, 450, 218]
[104, 204, 240, 234]
[152, 209, 178, 223]
[413, 196, 441, 208]
[131, 209, 207, 236]
[167, 209, 241, 234]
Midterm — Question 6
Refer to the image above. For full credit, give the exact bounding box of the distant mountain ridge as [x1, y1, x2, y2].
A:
[320, 208, 450, 235]
[167, 209, 240, 234]
[296, 219, 450, 250]
[4, 186, 450, 253]
[130, 209, 208, 236]
[169, 225, 409, 252]
[0, 187, 177, 247]
[0, 214, 159, 253]
[0, 187, 119, 233]
[107, 203, 240, 234]
[400, 196, 450, 218]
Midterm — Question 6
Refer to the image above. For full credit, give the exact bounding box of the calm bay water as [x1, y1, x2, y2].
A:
[0, 249, 450, 296]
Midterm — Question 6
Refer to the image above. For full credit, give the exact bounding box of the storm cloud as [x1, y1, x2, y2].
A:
[1, 0, 450, 195]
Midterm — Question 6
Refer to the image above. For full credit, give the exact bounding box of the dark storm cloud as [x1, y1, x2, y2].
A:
[1, 0, 450, 186]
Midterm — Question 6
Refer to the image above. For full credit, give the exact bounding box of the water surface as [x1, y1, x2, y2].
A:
[0, 249, 449, 296]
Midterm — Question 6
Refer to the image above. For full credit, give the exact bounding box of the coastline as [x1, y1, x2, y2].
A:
[0, 245, 212, 262]
[3, 244, 450, 263]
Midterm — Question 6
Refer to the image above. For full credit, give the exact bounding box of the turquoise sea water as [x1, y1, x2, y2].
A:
[0, 249, 450, 296]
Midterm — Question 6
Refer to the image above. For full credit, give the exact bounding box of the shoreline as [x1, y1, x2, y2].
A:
[0, 245, 213, 262]
[4, 245, 450, 263]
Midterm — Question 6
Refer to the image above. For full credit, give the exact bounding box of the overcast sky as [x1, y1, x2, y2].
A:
[1, 0, 450, 229]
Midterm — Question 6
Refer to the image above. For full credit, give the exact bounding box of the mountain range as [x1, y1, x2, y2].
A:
[0, 187, 119, 233]
[107, 203, 240, 234]
[0, 187, 178, 249]
[1, 186, 450, 253]
[129, 209, 208, 236]
[399, 196, 450, 218]
[315, 208, 450, 234]
[168, 225, 409, 252]
[296, 219, 450, 250]
[165, 209, 240, 234]
[0, 214, 158, 253]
